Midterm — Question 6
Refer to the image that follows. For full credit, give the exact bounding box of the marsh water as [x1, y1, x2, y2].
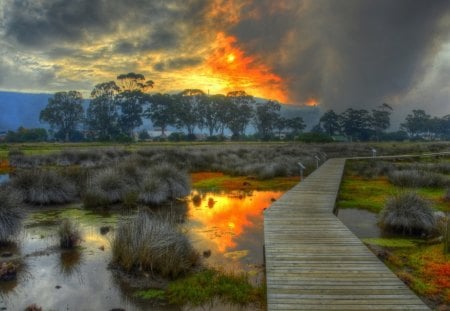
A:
[0, 174, 9, 184]
[337, 208, 381, 238]
[0, 190, 282, 311]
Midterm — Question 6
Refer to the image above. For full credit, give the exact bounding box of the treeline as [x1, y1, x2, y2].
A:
[315, 106, 450, 141]
[33, 72, 306, 142]
[3, 72, 450, 143]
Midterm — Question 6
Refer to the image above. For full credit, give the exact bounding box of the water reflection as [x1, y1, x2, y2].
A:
[0, 174, 9, 184]
[0, 190, 279, 310]
[337, 208, 381, 238]
[187, 190, 283, 271]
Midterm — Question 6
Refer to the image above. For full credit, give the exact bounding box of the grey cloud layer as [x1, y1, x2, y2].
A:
[0, 0, 449, 121]
[231, 0, 450, 114]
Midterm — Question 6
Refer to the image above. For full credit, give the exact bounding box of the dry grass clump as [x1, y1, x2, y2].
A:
[379, 192, 436, 235]
[58, 218, 81, 249]
[388, 169, 448, 188]
[11, 169, 76, 204]
[82, 163, 191, 208]
[111, 211, 198, 278]
[0, 186, 24, 243]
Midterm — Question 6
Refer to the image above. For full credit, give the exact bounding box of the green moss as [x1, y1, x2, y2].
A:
[363, 238, 420, 248]
[134, 289, 166, 300]
[166, 269, 262, 307]
[337, 176, 395, 213]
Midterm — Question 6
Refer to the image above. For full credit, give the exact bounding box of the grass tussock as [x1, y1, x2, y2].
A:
[58, 218, 81, 249]
[11, 169, 76, 204]
[111, 211, 198, 278]
[82, 163, 191, 208]
[388, 170, 449, 188]
[379, 192, 436, 235]
[0, 186, 24, 243]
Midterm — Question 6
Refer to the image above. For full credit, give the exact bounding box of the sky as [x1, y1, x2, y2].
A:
[0, 0, 449, 120]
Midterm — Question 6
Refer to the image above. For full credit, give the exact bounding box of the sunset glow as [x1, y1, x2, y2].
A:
[187, 191, 283, 254]
[205, 32, 289, 102]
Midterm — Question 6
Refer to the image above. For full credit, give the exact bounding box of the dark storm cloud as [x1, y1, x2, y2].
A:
[113, 29, 180, 54]
[3, 0, 117, 47]
[231, 0, 450, 111]
[153, 57, 203, 72]
[3, 0, 211, 49]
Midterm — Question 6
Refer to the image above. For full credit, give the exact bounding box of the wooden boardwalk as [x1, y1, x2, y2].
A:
[264, 158, 429, 310]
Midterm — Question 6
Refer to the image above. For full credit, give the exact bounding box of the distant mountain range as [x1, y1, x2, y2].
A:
[0, 91, 322, 132]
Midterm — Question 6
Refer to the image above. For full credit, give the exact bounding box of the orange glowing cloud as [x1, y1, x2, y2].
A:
[205, 32, 289, 103]
[305, 97, 319, 107]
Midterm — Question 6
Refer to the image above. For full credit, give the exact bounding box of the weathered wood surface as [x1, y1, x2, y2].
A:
[264, 158, 429, 310]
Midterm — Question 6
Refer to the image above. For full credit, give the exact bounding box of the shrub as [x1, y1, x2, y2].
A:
[139, 163, 190, 204]
[0, 186, 24, 243]
[58, 219, 81, 249]
[83, 168, 129, 207]
[137, 174, 170, 205]
[111, 212, 198, 278]
[11, 170, 76, 204]
[379, 192, 436, 235]
[388, 169, 448, 188]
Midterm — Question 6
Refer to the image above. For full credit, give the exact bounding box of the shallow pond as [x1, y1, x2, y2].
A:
[0, 190, 282, 310]
[337, 208, 381, 238]
[0, 174, 9, 184]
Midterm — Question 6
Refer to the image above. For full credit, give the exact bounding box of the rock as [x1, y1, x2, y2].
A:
[55, 285, 61, 289]
[99, 245, 105, 251]
[0, 252, 12, 258]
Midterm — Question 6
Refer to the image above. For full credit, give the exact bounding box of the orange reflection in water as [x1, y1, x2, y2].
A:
[187, 191, 283, 256]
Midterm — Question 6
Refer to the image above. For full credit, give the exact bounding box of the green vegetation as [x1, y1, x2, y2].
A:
[133, 269, 264, 308]
[363, 238, 420, 248]
[167, 269, 261, 307]
[134, 289, 166, 300]
[366, 240, 450, 307]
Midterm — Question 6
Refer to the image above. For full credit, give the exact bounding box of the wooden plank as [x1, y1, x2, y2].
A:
[263, 158, 429, 310]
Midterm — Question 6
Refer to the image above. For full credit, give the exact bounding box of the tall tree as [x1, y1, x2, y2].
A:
[86, 81, 120, 140]
[319, 110, 340, 136]
[401, 109, 431, 138]
[197, 94, 225, 136]
[274, 116, 288, 138]
[339, 108, 373, 141]
[116, 72, 154, 91]
[226, 91, 254, 138]
[286, 116, 306, 135]
[254, 100, 281, 139]
[115, 72, 153, 136]
[371, 103, 392, 140]
[39, 91, 84, 142]
[145, 93, 176, 137]
[174, 89, 205, 135]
